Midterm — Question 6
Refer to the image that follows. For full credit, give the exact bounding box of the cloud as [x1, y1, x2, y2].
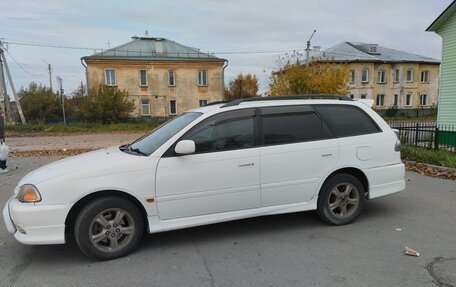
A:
[0, 0, 451, 95]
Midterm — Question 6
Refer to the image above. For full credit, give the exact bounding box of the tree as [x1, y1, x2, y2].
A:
[82, 86, 134, 124]
[64, 84, 86, 118]
[269, 52, 350, 96]
[224, 73, 259, 100]
[18, 82, 60, 122]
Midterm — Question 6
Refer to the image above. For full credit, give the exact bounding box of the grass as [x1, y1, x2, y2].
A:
[383, 115, 437, 122]
[401, 146, 456, 169]
[5, 122, 159, 135]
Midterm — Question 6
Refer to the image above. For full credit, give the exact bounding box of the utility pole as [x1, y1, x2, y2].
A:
[0, 41, 26, 124]
[56, 76, 66, 125]
[306, 29, 317, 64]
[48, 64, 52, 91]
[0, 54, 11, 123]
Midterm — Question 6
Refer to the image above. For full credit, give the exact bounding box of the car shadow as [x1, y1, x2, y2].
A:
[22, 200, 400, 264]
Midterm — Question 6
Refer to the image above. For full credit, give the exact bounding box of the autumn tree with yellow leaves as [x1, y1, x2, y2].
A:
[224, 73, 259, 100]
[268, 52, 350, 96]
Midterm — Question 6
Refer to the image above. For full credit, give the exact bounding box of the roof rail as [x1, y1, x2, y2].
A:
[203, 100, 231, 107]
[220, 94, 352, 108]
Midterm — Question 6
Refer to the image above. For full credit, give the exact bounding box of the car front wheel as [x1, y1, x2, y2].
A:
[317, 174, 365, 225]
[74, 196, 145, 260]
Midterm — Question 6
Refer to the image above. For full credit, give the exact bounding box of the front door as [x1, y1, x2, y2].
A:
[155, 108, 260, 220]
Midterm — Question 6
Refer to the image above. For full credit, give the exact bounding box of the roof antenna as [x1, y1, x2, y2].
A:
[145, 30, 148, 37]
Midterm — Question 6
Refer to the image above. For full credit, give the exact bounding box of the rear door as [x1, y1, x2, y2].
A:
[259, 105, 339, 207]
[155, 108, 260, 219]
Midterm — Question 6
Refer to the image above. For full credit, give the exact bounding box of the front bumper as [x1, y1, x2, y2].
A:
[3, 197, 16, 234]
[3, 196, 70, 245]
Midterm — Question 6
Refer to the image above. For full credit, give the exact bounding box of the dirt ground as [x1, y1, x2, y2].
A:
[6, 132, 146, 152]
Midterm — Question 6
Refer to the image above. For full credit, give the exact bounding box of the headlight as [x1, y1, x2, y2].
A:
[17, 184, 42, 203]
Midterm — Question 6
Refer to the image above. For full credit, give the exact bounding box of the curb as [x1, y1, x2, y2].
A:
[404, 160, 456, 173]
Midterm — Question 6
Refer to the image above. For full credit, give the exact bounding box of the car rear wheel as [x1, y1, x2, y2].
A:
[317, 174, 365, 225]
[74, 196, 144, 260]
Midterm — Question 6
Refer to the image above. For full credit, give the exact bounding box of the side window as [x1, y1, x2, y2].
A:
[182, 109, 255, 153]
[315, 105, 381, 137]
[261, 107, 328, 145]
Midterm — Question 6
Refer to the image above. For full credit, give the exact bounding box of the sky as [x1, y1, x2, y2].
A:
[0, 0, 452, 96]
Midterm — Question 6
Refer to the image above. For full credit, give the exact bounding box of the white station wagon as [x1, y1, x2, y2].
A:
[3, 95, 405, 260]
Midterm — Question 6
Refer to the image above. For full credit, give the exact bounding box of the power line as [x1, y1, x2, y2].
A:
[6, 40, 307, 55]
[4, 50, 47, 77]
[3, 38, 440, 61]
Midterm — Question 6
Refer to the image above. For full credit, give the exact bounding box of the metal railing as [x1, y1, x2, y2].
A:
[388, 121, 456, 152]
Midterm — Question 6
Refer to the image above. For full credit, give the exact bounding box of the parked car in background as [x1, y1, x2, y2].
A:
[3, 95, 405, 260]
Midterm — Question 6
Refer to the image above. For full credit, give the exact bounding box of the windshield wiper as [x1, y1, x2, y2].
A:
[119, 144, 130, 151]
[119, 144, 147, 156]
[129, 147, 147, 156]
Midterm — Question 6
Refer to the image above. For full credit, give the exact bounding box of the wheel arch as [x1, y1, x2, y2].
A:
[64, 190, 149, 239]
[321, 167, 369, 198]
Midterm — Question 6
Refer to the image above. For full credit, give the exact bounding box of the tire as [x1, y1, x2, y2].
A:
[74, 196, 145, 260]
[317, 174, 365, 225]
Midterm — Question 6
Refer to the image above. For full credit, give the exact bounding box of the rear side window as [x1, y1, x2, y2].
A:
[182, 109, 255, 153]
[261, 106, 330, 145]
[315, 105, 381, 137]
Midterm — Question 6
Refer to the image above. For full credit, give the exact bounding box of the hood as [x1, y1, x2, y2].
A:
[18, 146, 155, 186]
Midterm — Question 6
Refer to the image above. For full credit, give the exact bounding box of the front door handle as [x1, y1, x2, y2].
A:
[238, 163, 254, 167]
[321, 153, 333, 157]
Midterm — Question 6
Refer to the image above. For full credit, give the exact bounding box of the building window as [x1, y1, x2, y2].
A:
[350, 70, 355, 84]
[406, 69, 414, 82]
[349, 94, 354, 99]
[141, 100, 150, 116]
[406, 93, 413, 106]
[198, 70, 207, 86]
[139, 70, 148, 86]
[105, 69, 116, 86]
[169, 100, 177, 115]
[361, 94, 367, 99]
[394, 69, 400, 83]
[421, 71, 429, 83]
[199, 100, 208, 107]
[376, 94, 385, 106]
[393, 94, 399, 106]
[420, 94, 428, 106]
[168, 70, 175, 86]
[361, 68, 369, 83]
[377, 70, 386, 84]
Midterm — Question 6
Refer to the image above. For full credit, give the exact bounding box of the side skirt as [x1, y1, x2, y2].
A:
[147, 196, 318, 234]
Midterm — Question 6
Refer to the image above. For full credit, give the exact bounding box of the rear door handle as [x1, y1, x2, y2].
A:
[238, 163, 254, 167]
[321, 153, 333, 157]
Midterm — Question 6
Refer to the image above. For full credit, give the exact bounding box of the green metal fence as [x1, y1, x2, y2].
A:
[388, 122, 455, 152]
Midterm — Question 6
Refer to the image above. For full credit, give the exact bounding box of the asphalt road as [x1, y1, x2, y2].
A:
[0, 156, 455, 287]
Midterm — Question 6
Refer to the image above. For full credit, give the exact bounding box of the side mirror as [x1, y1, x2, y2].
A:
[175, 140, 196, 155]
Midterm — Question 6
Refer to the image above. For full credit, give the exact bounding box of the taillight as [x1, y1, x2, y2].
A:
[393, 130, 401, 152]
[395, 138, 401, 152]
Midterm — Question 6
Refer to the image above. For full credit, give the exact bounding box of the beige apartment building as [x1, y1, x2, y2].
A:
[322, 42, 440, 109]
[82, 36, 227, 118]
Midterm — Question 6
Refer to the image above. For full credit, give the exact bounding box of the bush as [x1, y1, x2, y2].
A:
[82, 86, 134, 124]
[19, 82, 61, 122]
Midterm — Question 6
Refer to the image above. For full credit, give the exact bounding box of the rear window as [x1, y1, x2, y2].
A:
[261, 106, 331, 145]
[315, 105, 381, 137]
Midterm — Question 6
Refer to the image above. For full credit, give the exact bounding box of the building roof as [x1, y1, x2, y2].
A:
[82, 36, 226, 62]
[427, 0, 456, 32]
[320, 42, 440, 64]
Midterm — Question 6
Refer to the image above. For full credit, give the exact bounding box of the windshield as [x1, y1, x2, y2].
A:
[128, 112, 202, 156]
